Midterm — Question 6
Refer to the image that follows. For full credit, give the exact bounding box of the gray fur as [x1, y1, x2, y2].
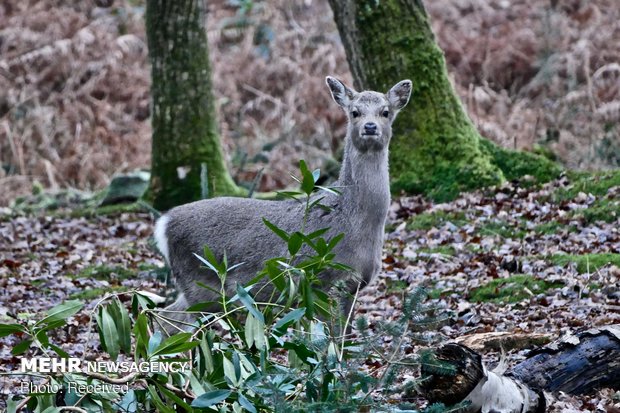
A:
[156, 76, 412, 327]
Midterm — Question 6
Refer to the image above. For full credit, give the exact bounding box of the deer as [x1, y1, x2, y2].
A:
[154, 76, 412, 331]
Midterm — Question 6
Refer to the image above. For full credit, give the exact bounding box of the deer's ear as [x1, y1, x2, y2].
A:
[326, 76, 356, 107]
[387, 80, 412, 110]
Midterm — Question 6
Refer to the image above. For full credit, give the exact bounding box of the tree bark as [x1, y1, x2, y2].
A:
[419, 325, 620, 412]
[145, 0, 243, 211]
[510, 325, 620, 394]
[327, 0, 560, 201]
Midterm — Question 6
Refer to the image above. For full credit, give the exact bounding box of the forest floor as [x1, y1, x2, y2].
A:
[1, 171, 620, 411]
[2, 0, 620, 206]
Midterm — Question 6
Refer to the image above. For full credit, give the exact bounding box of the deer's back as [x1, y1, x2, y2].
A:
[157, 195, 383, 306]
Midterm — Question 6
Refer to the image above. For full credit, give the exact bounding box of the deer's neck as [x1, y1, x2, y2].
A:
[337, 141, 391, 224]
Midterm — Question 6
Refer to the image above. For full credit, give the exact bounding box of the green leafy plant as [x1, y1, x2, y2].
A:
[1, 161, 457, 413]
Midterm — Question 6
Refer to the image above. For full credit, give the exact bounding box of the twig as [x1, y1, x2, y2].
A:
[339, 283, 360, 362]
[84, 371, 140, 384]
[16, 396, 31, 412]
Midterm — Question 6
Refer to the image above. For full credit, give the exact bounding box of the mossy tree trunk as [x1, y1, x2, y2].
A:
[145, 0, 243, 211]
[328, 0, 560, 201]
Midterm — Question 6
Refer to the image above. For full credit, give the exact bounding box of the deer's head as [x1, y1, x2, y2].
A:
[326, 76, 411, 153]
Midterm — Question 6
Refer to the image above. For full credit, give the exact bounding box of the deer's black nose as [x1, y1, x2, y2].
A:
[364, 122, 377, 134]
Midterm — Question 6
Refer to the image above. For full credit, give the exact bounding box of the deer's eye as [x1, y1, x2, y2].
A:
[351, 110, 360, 118]
[382, 109, 389, 118]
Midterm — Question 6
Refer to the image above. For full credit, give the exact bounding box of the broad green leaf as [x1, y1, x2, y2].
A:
[100, 307, 120, 360]
[108, 299, 131, 354]
[315, 238, 328, 255]
[238, 393, 257, 413]
[228, 262, 245, 272]
[235, 284, 264, 324]
[6, 395, 19, 413]
[191, 390, 232, 409]
[315, 202, 333, 212]
[284, 274, 298, 309]
[223, 356, 238, 386]
[35, 330, 49, 347]
[308, 196, 325, 210]
[11, 339, 32, 355]
[312, 168, 321, 182]
[322, 371, 335, 402]
[37, 319, 66, 333]
[117, 389, 137, 413]
[327, 233, 345, 251]
[152, 332, 199, 357]
[49, 343, 69, 358]
[222, 250, 228, 270]
[239, 353, 258, 376]
[155, 382, 192, 410]
[186, 300, 219, 312]
[244, 312, 255, 348]
[148, 331, 163, 355]
[302, 278, 314, 318]
[117, 302, 132, 354]
[299, 160, 315, 195]
[35, 395, 57, 412]
[306, 380, 318, 402]
[263, 259, 286, 291]
[317, 185, 341, 196]
[133, 313, 149, 358]
[156, 341, 199, 356]
[132, 292, 155, 316]
[203, 245, 220, 270]
[276, 190, 304, 202]
[233, 351, 241, 384]
[253, 317, 267, 351]
[134, 290, 164, 304]
[199, 334, 214, 375]
[37, 300, 83, 326]
[328, 341, 340, 360]
[96, 309, 107, 354]
[262, 218, 289, 242]
[329, 262, 354, 272]
[306, 227, 329, 239]
[195, 281, 220, 296]
[287, 232, 303, 255]
[193, 252, 219, 274]
[0, 323, 26, 337]
[273, 308, 306, 332]
[147, 384, 175, 413]
[189, 371, 207, 395]
[283, 341, 316, 364]
[311, 321, 327, 344]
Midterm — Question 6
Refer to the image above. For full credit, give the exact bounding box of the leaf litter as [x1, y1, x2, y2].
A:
[1, 173, 620, 410]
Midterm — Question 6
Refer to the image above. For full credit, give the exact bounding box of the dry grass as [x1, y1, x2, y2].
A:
[1, 0, 619, 205]
[0, 0, 150, 205]
[206, 0, 349, 190]
[427, 0, 620, 168]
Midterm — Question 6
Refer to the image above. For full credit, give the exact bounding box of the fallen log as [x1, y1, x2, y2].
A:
[419, 325, 620, 412]
[453, 331, 552, 352]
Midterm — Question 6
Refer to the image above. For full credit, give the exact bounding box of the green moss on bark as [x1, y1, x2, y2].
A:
[479, 139, 561, 184]
[145, 0, 244, 211]
[329, 0, 560, 201]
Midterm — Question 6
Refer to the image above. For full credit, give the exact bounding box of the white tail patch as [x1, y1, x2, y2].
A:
[154, 215, 170, 263]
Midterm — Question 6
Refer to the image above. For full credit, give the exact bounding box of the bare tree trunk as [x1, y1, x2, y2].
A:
[145, 0, 243, 211]
[327, 0, 559, 201]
